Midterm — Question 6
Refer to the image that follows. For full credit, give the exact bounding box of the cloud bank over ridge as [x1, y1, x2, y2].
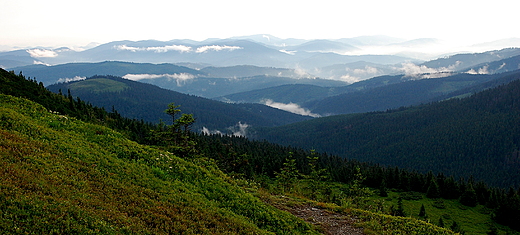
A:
[114, 44, 242, 53]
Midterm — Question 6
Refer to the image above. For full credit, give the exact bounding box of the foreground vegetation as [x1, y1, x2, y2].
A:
[0, 93, 319, 234]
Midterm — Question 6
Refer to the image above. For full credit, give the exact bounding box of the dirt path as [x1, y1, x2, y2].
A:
[262, 194, 364, 235]
[285, 204, 365, 235]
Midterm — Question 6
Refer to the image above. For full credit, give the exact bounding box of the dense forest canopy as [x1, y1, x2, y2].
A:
[256, 70, 520, 188]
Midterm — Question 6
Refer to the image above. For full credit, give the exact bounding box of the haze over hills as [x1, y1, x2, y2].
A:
[1, 37, 416, 76]
[218, 54, 520, 116]
[3, 36, 519, 87]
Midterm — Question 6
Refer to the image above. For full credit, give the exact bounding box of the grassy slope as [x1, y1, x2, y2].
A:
[373, 191, 506, 235]
[0, 94, 317, 234]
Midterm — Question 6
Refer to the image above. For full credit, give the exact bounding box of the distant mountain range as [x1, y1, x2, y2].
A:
[12, 61, 347, 97]
[218, 53, 520, 116]
[1, 37, 415, 76]
[2, 37, 518, 86]
[421, 48, 520, 72]
[8, 46, 520, 119]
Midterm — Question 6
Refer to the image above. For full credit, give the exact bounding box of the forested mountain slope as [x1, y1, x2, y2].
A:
[47, 75, 311, 131]
[257, 71, 520, 188]
[421, 47, 520, 71]
[304, 72, 514, 115]
[220, 71, 516, 116]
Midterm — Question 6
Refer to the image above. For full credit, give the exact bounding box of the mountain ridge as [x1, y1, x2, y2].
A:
[47, 75, 312, 132]
[255, 70, 520, 188]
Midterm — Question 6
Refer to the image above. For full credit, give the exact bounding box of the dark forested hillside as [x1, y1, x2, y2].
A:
[257, 71, 520, 188]
[216, 84, 336, 104]
[421, 47, 520, 71]
[304, 72, 507, 115]
[218, 71, 520, 117]
[47, 75, 311, 131]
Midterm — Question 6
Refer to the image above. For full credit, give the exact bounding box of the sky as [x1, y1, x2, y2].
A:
[1, 0, 519, 50]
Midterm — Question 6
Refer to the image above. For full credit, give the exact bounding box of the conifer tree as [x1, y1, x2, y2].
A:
[418, 204, 427, 218]
[305, 150, 329, 199]
[349, 166, 371, 197]
[450, 221, 464, 234]
[459, 183, 478, 207]
[160, 103, 196, 156]
[378, 179, 388, 197]
[392, 197, 406, 217]
[275, 152, 300, 193]
[426, 178, 441, 198]
[438, 217, 445, 228]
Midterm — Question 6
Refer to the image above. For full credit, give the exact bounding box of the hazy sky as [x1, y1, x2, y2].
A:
[1, 0, 519, 49]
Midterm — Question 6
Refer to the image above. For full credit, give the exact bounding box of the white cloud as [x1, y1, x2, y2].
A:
[57, 76, 86, 83]
[123, 73, 196, 86]
[228, 122, 250, 137]
[263, 99, 321, 117]
[339, 74, 363, 83]
[279, 49, 296, 55]
[292, 65, 312, 78]
[123, 73, 161, 80]
[201, 127, 223, 135]
[26, 49, 58, 58]
[146, 45, 192, 53]
[202, 122, 250, 137]
[498, 62, 506, 70]
[123, 73, 194, 80]
[397, 62, 461, 79]
[352, 66, 379, 75]
[33, 60, 51, 66]
[114, 45, 137, 52]
[114, 44, 192, 53]
[115, 44, 243, 53]
[195, 45, 242, 53]
[399, 63, 440, 75]
[466, 65, 489, 75]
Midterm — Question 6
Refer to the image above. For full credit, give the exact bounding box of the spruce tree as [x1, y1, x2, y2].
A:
[418, 204, 427, 218]
[275, 153, 300, 193]
[379, 179, 388, 197]
[438, 217, 445, 227]
[392, 197, 406, 217]
[450, 221, 464, 234]
[426, 178, 440, 198]
[459, 183, 478, 207]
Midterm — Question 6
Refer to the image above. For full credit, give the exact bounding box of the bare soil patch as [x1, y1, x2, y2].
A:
[262, 194, 364, 235]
